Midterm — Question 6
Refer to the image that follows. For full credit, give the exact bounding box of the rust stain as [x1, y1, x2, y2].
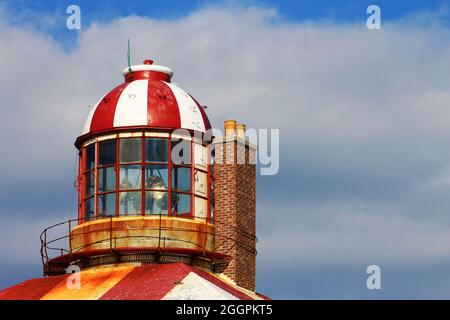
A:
[40, 266, 135, 300]
[71, 216, 215, 254]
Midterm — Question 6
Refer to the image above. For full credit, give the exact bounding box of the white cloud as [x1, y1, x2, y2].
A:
[2, 5, 450, 271]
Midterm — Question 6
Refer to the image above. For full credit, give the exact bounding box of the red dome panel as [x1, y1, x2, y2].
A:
[79, 62, 212, 144]
[90, 83, 128, 133]
[147, 81, 181, 129]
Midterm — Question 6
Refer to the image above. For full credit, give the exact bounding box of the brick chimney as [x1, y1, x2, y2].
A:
[213, 120, 257, 291]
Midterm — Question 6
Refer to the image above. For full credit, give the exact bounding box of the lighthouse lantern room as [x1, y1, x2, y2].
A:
[68, 59, 217, 267]
[33, 59, 259, 296]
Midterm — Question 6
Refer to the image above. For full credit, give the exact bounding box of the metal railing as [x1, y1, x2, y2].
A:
[40, 215, 257, 273]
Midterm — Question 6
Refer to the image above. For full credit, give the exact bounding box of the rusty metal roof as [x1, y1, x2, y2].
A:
[0, 263, 267, 300]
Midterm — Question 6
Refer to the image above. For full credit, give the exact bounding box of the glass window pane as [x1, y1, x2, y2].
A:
[145, 164, 168, 190]
[99, 140, 116, 166]
[120, 138, 142, 163]
[145, 191, 168, 215]
[195, 144, 207, 169]
[171, 193, 190, 215]
[171, 139, 191, 165]
[146, 138, 168, 163]
[85, 197, 94, 221]
[85, 171, 95, 197]
[119, 191, 141, 215]
[195, 196, 207, 220]
[98, 193, 116, 217]
[85, 144, 95, 171]
[99, 167, 116, 192]
[172, 167, 191, 192]
[120, 165, 142, 190]
[194, 170, 207, 197]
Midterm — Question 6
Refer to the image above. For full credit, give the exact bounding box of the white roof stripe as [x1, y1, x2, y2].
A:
[162, 272, 239, 300]
[164, 82, 206, 133]
[83, 79, 210, 136]
[82, 94, 106, 135]
[113, 80, 148, 127]
[122, 64, 173, 77]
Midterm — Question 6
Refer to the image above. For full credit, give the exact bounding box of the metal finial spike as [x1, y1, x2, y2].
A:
[127, 38, 131, 73]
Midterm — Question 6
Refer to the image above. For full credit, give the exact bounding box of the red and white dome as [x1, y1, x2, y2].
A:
[0, 263, 268, 300]
[80, 60, 211, 138]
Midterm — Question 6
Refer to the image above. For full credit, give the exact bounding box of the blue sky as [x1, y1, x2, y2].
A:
[3, 0, 450, 299]
[5, 0, 450, 46]
[6, 0, 450, 22]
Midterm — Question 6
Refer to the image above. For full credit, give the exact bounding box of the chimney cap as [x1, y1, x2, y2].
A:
[224, 119, 237, 127]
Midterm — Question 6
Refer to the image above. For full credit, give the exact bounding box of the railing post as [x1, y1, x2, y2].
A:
[109, 216, 113, 250]
[68, 220, 72, 254]
[44, 231, 48, 262]
[157, 213, 162, 251]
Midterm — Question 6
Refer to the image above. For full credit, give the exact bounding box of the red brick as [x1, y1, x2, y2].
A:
[213, 140, 256, 291]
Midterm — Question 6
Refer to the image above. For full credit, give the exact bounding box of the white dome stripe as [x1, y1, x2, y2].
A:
[122, 64, 173, 77]
[113, 79, 149, 127]
[164, 82, 206, 133]
[162, 272, 238, 300]
[82, 94, 106, 135]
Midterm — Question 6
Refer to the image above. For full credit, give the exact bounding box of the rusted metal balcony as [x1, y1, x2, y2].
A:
[40, 216, 257, 276]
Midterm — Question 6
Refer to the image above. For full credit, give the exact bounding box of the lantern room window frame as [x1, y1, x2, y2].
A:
[78, 131, 212, 222]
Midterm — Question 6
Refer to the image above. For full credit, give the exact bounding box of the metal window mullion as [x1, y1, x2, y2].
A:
[141, 135, 145, 216]
[190, 140, 194, 219]
[78, 149, 82, 221]
[116, 136, 120, 217]
[168, 135, 172, 217]
[94, 141, 99, 219]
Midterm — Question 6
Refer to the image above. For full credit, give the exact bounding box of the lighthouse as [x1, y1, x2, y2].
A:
[0, 59, 265, 300]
